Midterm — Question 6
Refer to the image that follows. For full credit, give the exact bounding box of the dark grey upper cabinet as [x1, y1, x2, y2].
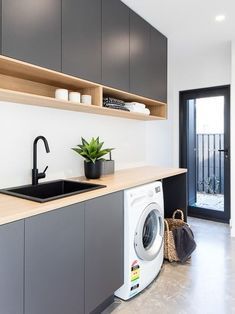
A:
[1, 0, 61, 71]
[150, 26, 167, 102]
[0, 0, 167, 101]
[130, 11, 151, 98]
[0, 220, 24, 314]
[85, 192, 124, 313]
[62, 0, 102, 83]
[102, 0, 130, 91]
[25, 204, 85, 314]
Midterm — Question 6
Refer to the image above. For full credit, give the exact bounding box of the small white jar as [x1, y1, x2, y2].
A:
[69, 92, 81, 103]
[55, 89, 69, 101]
[81, 95, 92, 105]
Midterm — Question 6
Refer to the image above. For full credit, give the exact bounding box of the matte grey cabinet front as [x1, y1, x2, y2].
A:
[102, 0, 130, 91]
[85, 192, 124, 313]
[62, 0, 102, 83]
[1, 0, 61, 71]
[130, 11, 150, 98]
[25, 204, 85, 314]
[0, 220, 24, 314]
[149, 26, 167, 102]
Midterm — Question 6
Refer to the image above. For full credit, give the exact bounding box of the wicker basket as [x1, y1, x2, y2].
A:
[164, 209, 186, 262]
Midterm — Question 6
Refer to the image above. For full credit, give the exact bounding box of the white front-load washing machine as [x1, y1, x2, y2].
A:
[115, 181, 164, 300]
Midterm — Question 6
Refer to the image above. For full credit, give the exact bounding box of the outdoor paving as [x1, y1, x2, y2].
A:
[194, 192, 224, 211]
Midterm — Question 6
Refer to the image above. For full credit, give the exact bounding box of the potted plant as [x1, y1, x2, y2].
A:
[72, 137, 114, 179]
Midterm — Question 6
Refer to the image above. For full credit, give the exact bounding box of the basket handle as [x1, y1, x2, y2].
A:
[164, 219, 170, 233]
[164, 219, 171, 259]
[172, 209, 184, 221]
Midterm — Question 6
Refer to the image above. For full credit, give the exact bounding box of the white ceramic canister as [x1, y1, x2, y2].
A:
[55, 89, 69, 101]
[81, 95, 92, 105]
[69, 92, 81, 103]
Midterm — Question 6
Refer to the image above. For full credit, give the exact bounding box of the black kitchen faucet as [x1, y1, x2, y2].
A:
[32, 136, 50, 185]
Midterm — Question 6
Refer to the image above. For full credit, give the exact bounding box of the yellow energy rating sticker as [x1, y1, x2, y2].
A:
[131, 266, 140, 282]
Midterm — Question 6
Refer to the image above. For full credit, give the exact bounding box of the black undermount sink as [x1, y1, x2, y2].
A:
[0, 180, 106, 203]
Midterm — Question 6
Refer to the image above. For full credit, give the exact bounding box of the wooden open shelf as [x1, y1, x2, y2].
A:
[103, 86, 167, 119]
[0, 55, 167, 121]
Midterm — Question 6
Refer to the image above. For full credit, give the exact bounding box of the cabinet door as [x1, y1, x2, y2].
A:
[0, 221, 24, 314]
[25, 204, 85, 314]
[62, 0, 102, 83]
[85, 192, 124, 314]
[1, 0, 61, 71]
[130, 11, 150, 98]
[150, 26, 167, 102]
[102, 0, 130, 91]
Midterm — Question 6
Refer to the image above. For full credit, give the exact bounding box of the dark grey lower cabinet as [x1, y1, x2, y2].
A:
[25, 203, 85, 314]
[85, 192, 124, 313]
[0, 193, 124, 314]
[0, 220, 24, 314]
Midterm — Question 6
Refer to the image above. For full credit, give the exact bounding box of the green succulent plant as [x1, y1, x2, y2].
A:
[72, 137, 114, 164]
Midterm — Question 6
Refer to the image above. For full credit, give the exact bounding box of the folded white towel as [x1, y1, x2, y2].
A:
[125, 102, 146, 109]
[144, 108, 150, 115]
[127, 107, 150, 115]
[125, 104, 145, 111]
[124, 104, 135, 110]
[141, 108, 150, 115]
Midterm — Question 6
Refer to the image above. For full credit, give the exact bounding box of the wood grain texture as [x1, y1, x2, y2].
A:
[0, 166, 187, 226]
[82, 86, 102, 107]
[103, 85, 166, 106]
[0, 55, 98, 89]
[0, 74, 57, 97]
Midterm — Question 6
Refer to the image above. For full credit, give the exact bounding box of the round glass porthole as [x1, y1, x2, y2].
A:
[134, 203, 163, 261]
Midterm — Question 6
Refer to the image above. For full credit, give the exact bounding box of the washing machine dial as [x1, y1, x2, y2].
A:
[148, 190, 154, 198]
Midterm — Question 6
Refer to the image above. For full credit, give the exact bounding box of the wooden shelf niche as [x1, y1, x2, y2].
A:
[0, 55, 167, 120]
[103, 86, 167, 120]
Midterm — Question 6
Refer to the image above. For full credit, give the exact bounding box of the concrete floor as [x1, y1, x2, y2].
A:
[104, 218, 235, 314]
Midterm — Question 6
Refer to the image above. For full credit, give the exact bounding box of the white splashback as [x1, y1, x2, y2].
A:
[0, 102, 146, 188]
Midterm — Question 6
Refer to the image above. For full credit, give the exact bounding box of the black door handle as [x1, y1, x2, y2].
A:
[218, 148, 229, 159]
[218, 149, 229, 153]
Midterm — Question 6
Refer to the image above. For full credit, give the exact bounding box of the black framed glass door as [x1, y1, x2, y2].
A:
[179, 85, 230, 223]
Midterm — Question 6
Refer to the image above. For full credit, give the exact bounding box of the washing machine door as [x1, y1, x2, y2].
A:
[134, 203, 164, 261]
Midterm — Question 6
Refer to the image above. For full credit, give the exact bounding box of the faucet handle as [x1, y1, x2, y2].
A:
[38, 166, 48, 180]
[43, 166, 48, 174]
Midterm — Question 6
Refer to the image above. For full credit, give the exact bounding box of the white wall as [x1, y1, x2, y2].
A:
[0, 102, 148, 188]
[0, 100, 174, 189]
[170, 41, 231, 167]
[230, 41, 235, 236]
[145, 118, 173, 167]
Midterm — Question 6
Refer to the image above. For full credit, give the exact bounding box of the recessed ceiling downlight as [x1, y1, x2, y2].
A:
[215, 15, 226, 22]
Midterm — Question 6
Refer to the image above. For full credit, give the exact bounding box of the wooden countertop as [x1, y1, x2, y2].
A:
[0, 166, 187, 226]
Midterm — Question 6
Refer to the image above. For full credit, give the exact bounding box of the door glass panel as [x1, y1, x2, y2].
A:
[190, 96, 225, 212]
[142, 211, 158, 250]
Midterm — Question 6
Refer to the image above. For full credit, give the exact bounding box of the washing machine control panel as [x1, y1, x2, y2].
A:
[155, 186, 161, 193]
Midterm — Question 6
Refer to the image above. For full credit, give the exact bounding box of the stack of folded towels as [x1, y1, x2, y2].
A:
[103, 97, 129, 111]
[103, 97, 150, 115]
[124, 102, 150, 115]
